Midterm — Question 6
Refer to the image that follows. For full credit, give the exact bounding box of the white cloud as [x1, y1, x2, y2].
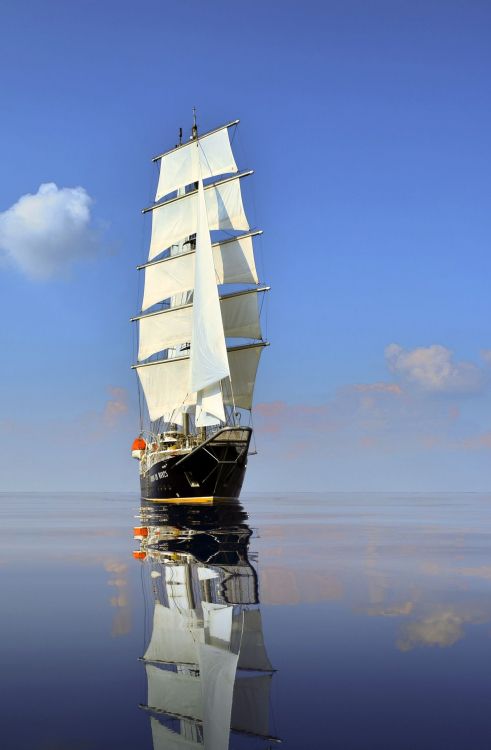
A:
[254, 341, 491, 464]
[254, 377, 455, 458]
[0, 182, 98, 279]
[397, 610, 464, 650]
[396, 606, 490, 651]
[385, 343, 484, 394]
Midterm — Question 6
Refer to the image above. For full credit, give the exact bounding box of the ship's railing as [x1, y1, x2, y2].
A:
[140, 424, 249, 471]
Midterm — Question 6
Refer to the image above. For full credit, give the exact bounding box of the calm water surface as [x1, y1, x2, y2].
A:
[1, 492, 491, 749]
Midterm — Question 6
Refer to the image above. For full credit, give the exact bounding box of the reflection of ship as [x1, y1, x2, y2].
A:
[133, 500, 279, 749]
[131, 115, 269, 502]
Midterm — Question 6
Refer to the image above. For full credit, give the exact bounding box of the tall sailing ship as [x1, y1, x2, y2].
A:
[131, 115, 269, 502]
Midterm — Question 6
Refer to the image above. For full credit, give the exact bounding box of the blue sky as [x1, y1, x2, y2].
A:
[0, 0, 490, 491]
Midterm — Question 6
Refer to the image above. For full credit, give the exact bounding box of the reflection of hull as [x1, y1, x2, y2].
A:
[141, 499, 254, 568]
[140, 497, 250, 532]
[140, 427, 252, 502]
[138, 498, 259, 603]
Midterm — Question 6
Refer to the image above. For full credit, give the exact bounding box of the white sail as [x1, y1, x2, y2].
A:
[146, 664, 271, 736]
[138, 307, 192, 361]
[226, 344, 264, 410]
[147, 661, 271, 739]
[168, 190, 194, 310]
[232, 674, 272, 738]
[135, 344, 266, 422]
[197, 567, 219, 581]
[136, 357, 195, 422]
[221, 291, 262, 338]
[137, 291, 263, 362]
[237, 609, 273, 672]
[166, 565, 194, 611]
[141, 234, 259, 311]
[156, 127, 238, 201]
[189, 154, 229, 400]
[144, 604, 204, 665]
[147, 665, 202, 720]
[202, 602, 234, 645]
[195, 382, 225, 428]
[212, 234, 259, 287]
[135, 121, 267, 427]
[149, 177, 249, 261]
[198, 643, 239, 750]
[151, 718, 201, 750]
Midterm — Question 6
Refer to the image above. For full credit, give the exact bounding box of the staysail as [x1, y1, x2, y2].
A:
[133, 119, 268, 427]
[189, 145, 229, 425]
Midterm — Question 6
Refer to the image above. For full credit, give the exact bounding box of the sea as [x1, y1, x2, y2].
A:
[1, 492, 491, 749]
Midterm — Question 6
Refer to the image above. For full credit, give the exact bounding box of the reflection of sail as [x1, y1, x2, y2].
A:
[238, 609, 273, 672]
[146, 661, 272, 736]
[233, 673, 272, 736]
[144, 605, 204, 665]
[134, 498, 278, 749]
[151, 717, 201, 750]
[198, 643, 238, 750]
[203, 602, 233, 644]
[146, 664, 202, 720]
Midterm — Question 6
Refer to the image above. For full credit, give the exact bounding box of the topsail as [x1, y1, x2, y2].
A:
[154, 124, 239, 200]
[148, 175, 250, 262]
[140, 233, 260, 312]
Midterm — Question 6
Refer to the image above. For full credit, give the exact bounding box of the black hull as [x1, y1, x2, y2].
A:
[140, 427, 252, 502]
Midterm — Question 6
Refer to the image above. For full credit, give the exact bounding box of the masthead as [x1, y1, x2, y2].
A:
[191, 106, 198, 140]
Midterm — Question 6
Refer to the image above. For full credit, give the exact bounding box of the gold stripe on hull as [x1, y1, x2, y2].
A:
[141, 496, 237, 505]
